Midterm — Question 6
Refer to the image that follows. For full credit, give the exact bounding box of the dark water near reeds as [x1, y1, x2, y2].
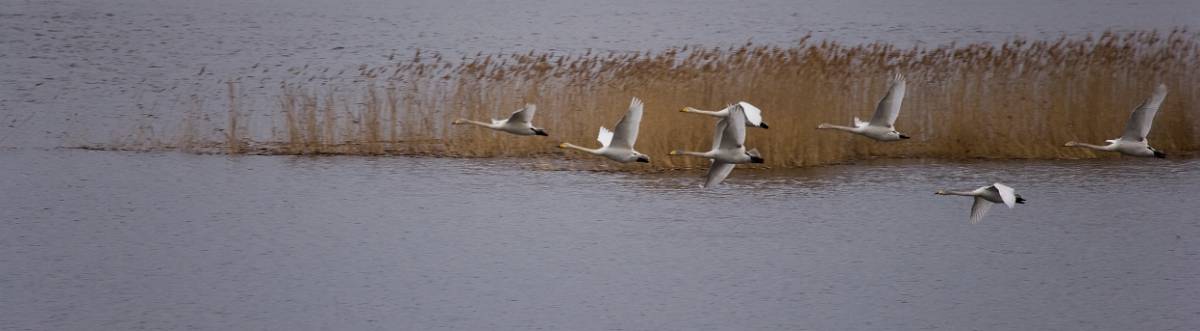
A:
[3, 149, 1199, 330]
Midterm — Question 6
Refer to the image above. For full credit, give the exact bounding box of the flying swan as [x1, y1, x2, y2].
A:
[936, 183, 1026, 224]
[669, 103, 764, 188]
[558, 97, 651, 163]
[452, 104, 548, 136]
[680, 101, 769, 129]
[817, 73, 911, 141]
[1064, 84, 1168, 158]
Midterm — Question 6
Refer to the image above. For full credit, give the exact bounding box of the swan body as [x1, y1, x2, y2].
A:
[1064, 84, 1168, 158]
[817, 73, 910, 141]
[559, 97, 650, 163]
[452, 104, 548, 136]
[936, 183, 1026, 224]
[669, 104, 764, 188]
[680, 101, 769, 129]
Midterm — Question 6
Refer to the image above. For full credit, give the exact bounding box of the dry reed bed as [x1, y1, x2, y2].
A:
[200, 30, 1199, 170]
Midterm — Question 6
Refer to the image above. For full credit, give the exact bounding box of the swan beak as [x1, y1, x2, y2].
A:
[899, 134, 911, 139]
[1154, 150, 1167, 158]
[758, 122, 770, 129]
[636, 156, 650, 163]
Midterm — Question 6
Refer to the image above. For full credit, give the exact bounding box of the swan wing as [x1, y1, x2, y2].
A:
[737, 101, 764, 127]
[718, 104, 747, 151]
[610, 97, 644, 149]
[506, 103, 537, 124]
[1121, 84, 1167, 142]
[596, 127, 614, 148]
[869, 73, 906, 127]
[969, 197, 993, 224]
[992, 183, 1017, 208]
[710, 117, 728, 152]
[703, 160, 736, 188]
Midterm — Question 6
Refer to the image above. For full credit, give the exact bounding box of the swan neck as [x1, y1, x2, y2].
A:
[673, 150, 712, 158]
[1071, 142, 1116, 151]
[456, 119, 495, 128]
[561, 143, 602, 155]
[818, 123, 859, 132]
[944, 190, 976, 196]
[683, 107, 724, 117]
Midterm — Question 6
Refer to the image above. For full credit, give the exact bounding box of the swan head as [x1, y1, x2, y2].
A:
[679, 107, 694, 113]
[758, 122, 770, 129]
[1152, 148, 1166, 158]
[898, 132, 910, 139]
[557, 143, 569, 149]
[1064, 141, 1078, 147]
[668, 149, 681, 156]
[451, 119, 465, 125]
[532, 128, 548, 136]
[935, 190, 948, 195]
[746, 149, 764, 164]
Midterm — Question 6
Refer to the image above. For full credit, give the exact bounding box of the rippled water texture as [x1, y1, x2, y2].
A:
[2, 149, 1198, 330]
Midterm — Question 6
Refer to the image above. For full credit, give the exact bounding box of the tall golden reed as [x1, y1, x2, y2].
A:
[232, 30, 1199, 169]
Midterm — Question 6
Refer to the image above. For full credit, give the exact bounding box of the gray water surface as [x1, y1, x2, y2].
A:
[3, 149, 1198, 330]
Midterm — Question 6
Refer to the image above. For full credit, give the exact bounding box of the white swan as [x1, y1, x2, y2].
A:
[1065, 84, 1168, 158]
[817, 73, 910, 141]
[935, 183, 1026, 224]
[558, 97, 650, 163]
[669, 104, 764, 188]
[680, 101, 769, 129]
[452, 104, 548, 136]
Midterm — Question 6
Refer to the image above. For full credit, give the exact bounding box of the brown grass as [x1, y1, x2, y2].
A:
[161, 30, 1200, 169]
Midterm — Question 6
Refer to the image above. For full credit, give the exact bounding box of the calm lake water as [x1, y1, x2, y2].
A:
[2, 149, 1198, 330]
